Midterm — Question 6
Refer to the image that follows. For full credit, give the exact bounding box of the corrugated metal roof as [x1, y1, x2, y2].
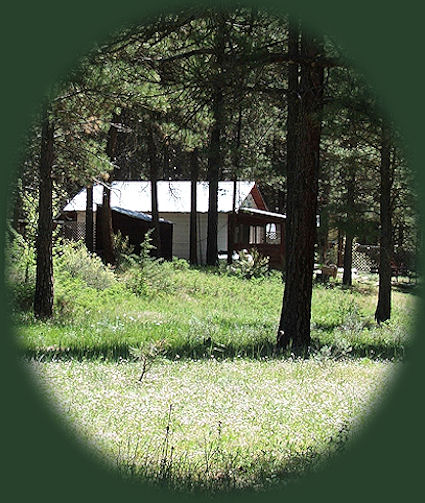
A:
[63, 181, 256, 214]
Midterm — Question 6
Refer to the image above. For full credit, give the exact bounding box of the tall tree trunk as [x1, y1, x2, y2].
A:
[206, 15, 225, 267]
[277, 27, 324, 355]
[34, 103, 54, 319]
[282, 16, 300, 270]
[227, 176, 237, 265]
[228, 106, 242, 265]
[206, 101, 221, 265]
[342, 233, 354, 286]
[147, 125, 162, 258]
[85, 184, 94, 252]
[189, 148, 199, 265]
[375, 124, 392, 323]
[342, 170, 355, 286]
[100, 113, 119, 265]
[317, 177, 330, 264]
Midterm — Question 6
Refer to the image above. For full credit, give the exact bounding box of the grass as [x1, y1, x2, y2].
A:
[10, 254, 417, 492]
[26, 356, 397, 493]
[14, 266, 416, 361]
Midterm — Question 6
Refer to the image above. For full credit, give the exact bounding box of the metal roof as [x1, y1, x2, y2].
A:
[63, 181, 256, 214]
[239, 207, 286, 219]
[111, 206, 173, 224]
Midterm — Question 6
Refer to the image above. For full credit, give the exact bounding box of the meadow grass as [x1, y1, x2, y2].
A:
[13, 260, 417, 492]
[15, 265, 416, 361]
[27, 356, 397, 493]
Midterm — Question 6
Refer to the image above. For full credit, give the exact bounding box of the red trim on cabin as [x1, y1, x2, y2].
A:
[250, 183, 268, 211]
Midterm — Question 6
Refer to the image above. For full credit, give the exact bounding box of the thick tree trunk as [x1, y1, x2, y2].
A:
[100, 114, 119, 266]
[189, 148, 199, 265]
[85, 184, 94, 252]
[342, 171, 355, 286]
[34, 104, 54, 319]
[375, 124, 392, 323]
[277, 27, 324, 355]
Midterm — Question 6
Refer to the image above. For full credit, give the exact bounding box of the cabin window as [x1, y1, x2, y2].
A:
[249, 225, 265, 244]
[265, 223, 281, 244]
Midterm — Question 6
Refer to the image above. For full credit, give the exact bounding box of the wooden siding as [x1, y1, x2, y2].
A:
[159, 212, 227, 264]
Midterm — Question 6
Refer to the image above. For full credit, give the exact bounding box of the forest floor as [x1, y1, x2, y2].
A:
[13, 261, 417, 493]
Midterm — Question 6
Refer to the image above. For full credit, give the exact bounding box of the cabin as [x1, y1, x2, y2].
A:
[61, 181, 286, 268]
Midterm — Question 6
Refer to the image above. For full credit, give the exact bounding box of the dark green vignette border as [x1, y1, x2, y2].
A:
[1, 1, 424, 502]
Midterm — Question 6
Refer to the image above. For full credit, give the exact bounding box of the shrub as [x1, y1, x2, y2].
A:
[226, 248, 270, 279]
[114, 231, 137, 272]
[5, 227, 36, 311]
[118, 230, 158, 296]
[5, 226, 36, 286]
[170, 257, 190, 271]
[54, 241, 116, 290]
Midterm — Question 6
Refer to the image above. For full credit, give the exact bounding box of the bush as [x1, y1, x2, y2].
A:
[170, 257, 190, 271]
[114, 231, 137, 272]
[5, 228, 36, 311]
[5, 227, 36, 286]
[118, 230, 158, 296]
[226, 248, 270, 279]
[54, 241, 116, 290]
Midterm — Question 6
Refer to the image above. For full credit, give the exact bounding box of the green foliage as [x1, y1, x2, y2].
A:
[130, 339, 168, 382]
[226, 249, 270, 279]
[5, 227, 36, 311]
[15, 262, 414, 361]
[118, 229, 158, 295]
[113, 231, 136, 272]
[54, 240, 116, 290]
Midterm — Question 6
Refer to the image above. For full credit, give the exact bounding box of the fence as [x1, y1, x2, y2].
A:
[57, 220, 96, 250]
[352, 244, 380, 273]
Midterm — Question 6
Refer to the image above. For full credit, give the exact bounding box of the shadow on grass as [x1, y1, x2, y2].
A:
[20, 335, 405, 362]
[392, 281, 421, 295]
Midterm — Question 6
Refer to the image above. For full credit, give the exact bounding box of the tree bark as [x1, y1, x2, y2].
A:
[277, 26, 324, 355]
[228, 106, 242, 265]
[342, 233, 354, 286]
[85, 184, 94, 252]
[375, 124, 392, 323]
[282, 16, 300, 268]
[317, 178, 330, 264]
[147, 125, 162, 258]
[206, 15, 225, 266]
[100, 113, 119, 266]
[206, 102, 221, 265]
[34, 103, 54, 319]
[189, 148, 199, 265]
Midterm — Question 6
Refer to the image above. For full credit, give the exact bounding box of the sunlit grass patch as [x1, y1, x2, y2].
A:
[27, 357, 396, 493]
